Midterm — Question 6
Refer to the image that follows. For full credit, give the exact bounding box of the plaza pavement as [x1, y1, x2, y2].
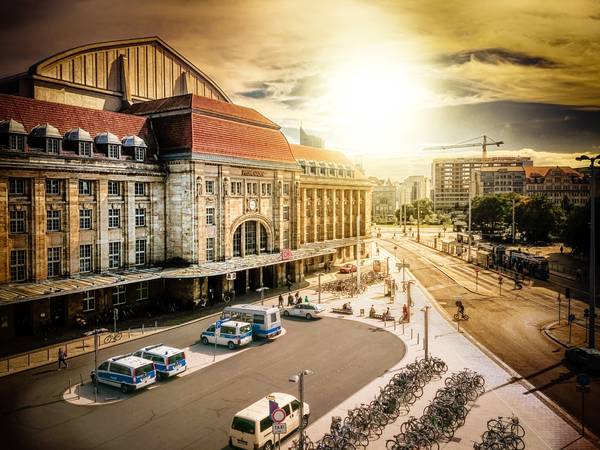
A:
[300, 242, 597, 450]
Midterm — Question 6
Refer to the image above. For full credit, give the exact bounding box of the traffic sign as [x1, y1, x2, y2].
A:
[568, 314, 576, 323]
[272, 423, 287, 434]
[475, 267, 480, 273]
[271, 407, 286, 423]
[215, 319, 229, 329]
[577, 373, 590, 386]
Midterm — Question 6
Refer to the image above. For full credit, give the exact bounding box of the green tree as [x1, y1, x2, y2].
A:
[515, 195, 564, 242]
[470, 195, 511, 234]
[562, 204, 589, 254]
[403, 198, 433, 221]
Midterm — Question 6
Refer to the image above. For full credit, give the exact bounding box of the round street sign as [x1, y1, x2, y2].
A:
[576, 373, 590, 386]
[271, 408, 286, 423]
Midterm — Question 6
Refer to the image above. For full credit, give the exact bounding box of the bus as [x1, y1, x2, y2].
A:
[221, 304, 282, 338]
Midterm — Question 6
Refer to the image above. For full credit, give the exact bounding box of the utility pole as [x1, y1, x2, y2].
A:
[318, 273, 322, 304]
[467, 171, 472, 263]
[94, 317, 98, 403]
[403, 204, 406, 235]
[356, 213, 361, 288]
[422, 306, 430, 359]
[512, 197, 516, 244]
[576, 154, 598, 349]
[417, 201, 421, 243]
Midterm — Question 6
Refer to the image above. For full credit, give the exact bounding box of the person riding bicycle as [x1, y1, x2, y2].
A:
[455, 299, 465, 318]
[342, 302, 352, 311]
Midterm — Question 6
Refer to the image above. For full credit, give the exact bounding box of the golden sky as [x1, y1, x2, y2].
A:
[1, 0, 599, 178]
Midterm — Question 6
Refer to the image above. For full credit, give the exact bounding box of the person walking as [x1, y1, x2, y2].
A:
[295, 291, 300, 303]
[57, 347, 68, 369]
[278, 293, 284, 309]
[287, 293, 294, 306]
[304, 295, 309, 303]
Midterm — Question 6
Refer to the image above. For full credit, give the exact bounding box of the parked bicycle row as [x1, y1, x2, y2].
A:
[386, 368, 485, 450]
[290, 357, 448, 450]
[320, 270, 386, 298]
[473, 415, 525, 450]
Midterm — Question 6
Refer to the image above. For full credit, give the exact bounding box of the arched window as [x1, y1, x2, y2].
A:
[233, 227, 242, 256]
[260, 224, 268, 252]
[245, 222, 257, 255]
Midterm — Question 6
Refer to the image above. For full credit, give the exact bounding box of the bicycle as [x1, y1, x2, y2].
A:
[453, 311, 469, 321]
[103, 331, 123, 344]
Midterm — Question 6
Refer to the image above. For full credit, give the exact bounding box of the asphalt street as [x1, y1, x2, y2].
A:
[0, 313, 405, 450]
[379, 234, 600, 438]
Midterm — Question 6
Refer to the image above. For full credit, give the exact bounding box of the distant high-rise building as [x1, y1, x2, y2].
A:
[432, 156, 533, 211]
[399, 176, 431, 205]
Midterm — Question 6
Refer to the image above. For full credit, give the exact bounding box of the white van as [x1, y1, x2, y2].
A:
[132, 344, 187, 380]
[229, 392, 310, 450]
[200, 320, 253, 350]
[90, 354, 156, 393]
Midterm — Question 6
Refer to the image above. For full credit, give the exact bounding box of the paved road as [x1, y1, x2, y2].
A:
[380, 235, 600, 438]
[0, 314, 405, 450]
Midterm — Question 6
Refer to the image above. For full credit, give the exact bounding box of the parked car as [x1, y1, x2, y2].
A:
[339, 263, 357, 274]
[282, 303, 324, 320]
[565, 347, 600, 372]
[201, 320, 253, 350]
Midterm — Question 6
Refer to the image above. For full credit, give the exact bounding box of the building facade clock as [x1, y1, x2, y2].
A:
[248, 199, 257, 211]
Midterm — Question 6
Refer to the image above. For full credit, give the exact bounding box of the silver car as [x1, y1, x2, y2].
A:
[282, 303, 325, 320]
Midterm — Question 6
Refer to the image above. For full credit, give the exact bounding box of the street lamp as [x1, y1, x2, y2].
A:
[289, 369, 314, 450]
[317, 273, 324, 304]
[576, 154, 598, 349]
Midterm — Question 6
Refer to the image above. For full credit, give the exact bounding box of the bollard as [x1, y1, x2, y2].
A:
[128, 328, 131, 339]
[82, 339, 86, 351]
[69, 378, 72, 394]
[142, 324, 145, 335]
[155, 320, 157, 328]
[410, 328, 413, 339]
[417, 333, 420, 345]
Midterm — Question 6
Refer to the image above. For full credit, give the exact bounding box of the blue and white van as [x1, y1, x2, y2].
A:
[201, 320, 253, 350]
[221, 305, 282, 338]
[132, 344, 187, 380]
[91, 354, 156, 393]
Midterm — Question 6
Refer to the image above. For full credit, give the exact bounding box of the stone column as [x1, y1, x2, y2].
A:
[67, 178, 80, 275]
[312, 188, 318, 242]
[32, 177, 47, 281]
[97, 179, 109, 270]
[322, 189, 328, 241]
[125, 180, 136, 268]
[0, 177, 7, 283]
[240, 222, 246, 257]
[340, 190, 346, 239]
[331, 189, 337, 240]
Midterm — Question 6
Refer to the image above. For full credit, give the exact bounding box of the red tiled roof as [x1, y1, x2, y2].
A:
[0, 94, 152, 146]
[290, 144, 353, 165]
[127, 94, 278, 128]
[524, 166, 583, 179]
[191, 112, 296, 164]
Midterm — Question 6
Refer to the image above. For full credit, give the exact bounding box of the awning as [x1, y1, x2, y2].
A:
[0, 269, 163, 306]
[162, 247, 335, 279]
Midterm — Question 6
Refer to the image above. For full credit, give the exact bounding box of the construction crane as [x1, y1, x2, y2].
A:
[423, 135, 503, 159]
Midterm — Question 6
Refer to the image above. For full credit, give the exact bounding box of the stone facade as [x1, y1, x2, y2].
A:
[0, 38, 373, 341]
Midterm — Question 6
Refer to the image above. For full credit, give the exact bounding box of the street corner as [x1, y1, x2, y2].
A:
[62, 381, 126, 406]
[542, 320, 587, 349]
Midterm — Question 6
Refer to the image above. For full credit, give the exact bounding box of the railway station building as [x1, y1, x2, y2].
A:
[0, 37, 372, 341]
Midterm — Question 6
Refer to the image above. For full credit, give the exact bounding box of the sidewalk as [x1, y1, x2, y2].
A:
[302, 242, 597, 449]
[0, 277, 315, 378]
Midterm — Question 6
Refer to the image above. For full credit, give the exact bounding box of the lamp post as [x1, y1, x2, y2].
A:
[417, 200, 421, 243]
[289, 369, 314, 450]
[576, 154, 598, 349]
[318, 273, 323, 304]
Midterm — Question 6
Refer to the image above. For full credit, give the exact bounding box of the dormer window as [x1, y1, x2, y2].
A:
[122, 135, 148, 162]
[79, 141, 92, 156]
[134, 147, 145, 161]
[64, 128, 93, 157]
[31, 124, 62, 154]
[46, 138, 61, 154]
[94, 131, 120, 159]
[108, 144, 120, 158]
[0, 119, 27, 151]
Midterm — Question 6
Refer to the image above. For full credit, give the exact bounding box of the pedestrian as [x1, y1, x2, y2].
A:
[287, 293, 294, 306]
[278, 293, 284, 309]
[560, 245, 564, 254]
[286, 276, 292, 291]
[295, 291, 300, 303]
[57, 347, 68, 369]
[402, 304, 408, 322]
[304, 295, 309, 303]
